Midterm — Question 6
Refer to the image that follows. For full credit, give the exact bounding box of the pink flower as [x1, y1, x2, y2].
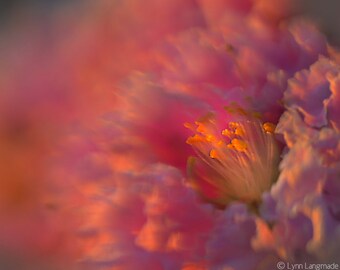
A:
[254, 57, 340, 264]
[1, 0, 340, 269]
[284, 57, 340, 128]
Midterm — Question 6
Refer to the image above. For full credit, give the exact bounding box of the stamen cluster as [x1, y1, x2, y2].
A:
[186, 113, 279, 207]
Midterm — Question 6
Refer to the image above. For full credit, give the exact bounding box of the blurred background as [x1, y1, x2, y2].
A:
[298, 0, 340, 45]
[0, 0, 340, 45]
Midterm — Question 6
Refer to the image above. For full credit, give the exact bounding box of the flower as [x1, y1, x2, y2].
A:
[1, 0, 340, 269]
[254, 57, 340, 264]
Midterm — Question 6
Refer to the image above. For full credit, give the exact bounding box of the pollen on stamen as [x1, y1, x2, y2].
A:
[209, 149, 219, 159]
[186, 134, 206, 145]
[230, 138, 247, 152]
[234, 126, 245, 136]
[263, 122, 276, 133]
[221, 129, 232, 137]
